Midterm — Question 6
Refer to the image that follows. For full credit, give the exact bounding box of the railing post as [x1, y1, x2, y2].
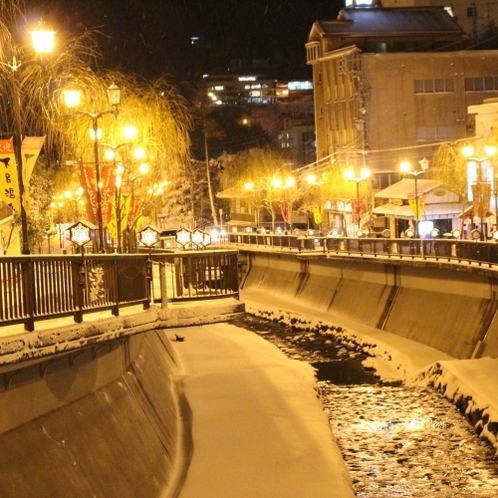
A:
[23, 259, 36, 332]
[159, 257, 169, 308]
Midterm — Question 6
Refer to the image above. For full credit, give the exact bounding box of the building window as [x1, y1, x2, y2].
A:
[467, 6, 476, 17]
[377, 42, 387, 53]
[414, 79, 454, 94]
[416, 125, 456, 141]
[465, 77, 498, 91]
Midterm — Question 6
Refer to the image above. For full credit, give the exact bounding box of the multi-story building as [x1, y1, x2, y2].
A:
[305, 0, 498, 236]
[203, 60, 315, 167]
[306, 2, 498, 182]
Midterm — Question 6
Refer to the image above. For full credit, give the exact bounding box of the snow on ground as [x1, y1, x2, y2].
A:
[240, 289, 498, 457]
[170, 323, 355, 498]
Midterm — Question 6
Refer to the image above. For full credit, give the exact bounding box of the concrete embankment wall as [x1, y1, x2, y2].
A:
[241, 251, 498, 359]
[0, 330, 188, 497]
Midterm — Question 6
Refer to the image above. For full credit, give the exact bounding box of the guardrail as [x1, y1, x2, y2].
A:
[226, 232, 498, 268]
[0, 250, 239, 332]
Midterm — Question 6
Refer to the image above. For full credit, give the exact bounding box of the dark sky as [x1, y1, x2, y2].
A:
[24, 0, 343, 82]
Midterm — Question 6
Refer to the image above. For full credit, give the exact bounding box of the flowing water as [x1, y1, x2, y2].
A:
[232, 315, 498, 498]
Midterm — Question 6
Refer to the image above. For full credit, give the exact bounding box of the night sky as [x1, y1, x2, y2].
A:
[24, 0, 344, 82]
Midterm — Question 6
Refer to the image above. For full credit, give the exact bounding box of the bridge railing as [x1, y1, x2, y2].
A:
[0, 250, 239, 332]
[226, 232, 498, 268]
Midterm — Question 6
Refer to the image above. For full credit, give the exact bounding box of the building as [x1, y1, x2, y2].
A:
[304, 0, 498, 235]
[203, 60, 315, 167]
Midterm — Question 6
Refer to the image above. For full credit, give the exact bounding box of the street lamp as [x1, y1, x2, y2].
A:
[3, 28, 55, 254]
[399, 158, 430, 238]
[271, 176, 295, 232]
[462, 145, 496, 240]
[344, 167, 370, 229]
[102, 126, 138, 252]
[63, 83, 122, 252]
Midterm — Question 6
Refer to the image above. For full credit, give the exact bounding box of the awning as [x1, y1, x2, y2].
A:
[374, 179, 443, 200]
[216, 187, 250, 199]
[373, 202, 466, 220]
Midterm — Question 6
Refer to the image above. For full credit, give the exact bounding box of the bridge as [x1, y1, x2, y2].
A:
[0, 237, 496, 496]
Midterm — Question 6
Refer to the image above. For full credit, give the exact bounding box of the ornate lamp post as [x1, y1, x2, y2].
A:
[271, 176, 295, 232]
[344, 167, 370, 229]
[63, 84, 122, 252]
[3, 28, 55, 254]
[102, 126, 138, 252]
[462, 145, 496, 240]
[399, 158, 430, 238]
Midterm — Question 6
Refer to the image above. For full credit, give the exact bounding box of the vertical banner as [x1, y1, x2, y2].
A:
[0, 138, 20, 213]
[312, 205, 323, 224]
[407, 194, 426, 221]
[278, 202, 292, 224]
[100, 164, 115, 225]
[471, 183, 491, 218]
[80, 163, 116, 225]
[128, 196, 143, 231]
[21, 136, 45, 185]
[81, 165, 97, 223]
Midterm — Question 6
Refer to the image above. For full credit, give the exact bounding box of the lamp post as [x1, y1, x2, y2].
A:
[271, 176, 295, 232]
[462, 145, 496, 240]
[63, 84, 122, 252]
[399, 158, 429, 238]
[102, 126, 138, 252]
[344, 167, 370, 229]
[4, 28, 55, 254]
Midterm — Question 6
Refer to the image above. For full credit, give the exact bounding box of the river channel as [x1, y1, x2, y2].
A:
[232, 315, 498, 497]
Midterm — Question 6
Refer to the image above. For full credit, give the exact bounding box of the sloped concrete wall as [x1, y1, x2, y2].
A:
[242, 252, 498, 359]
[0, 331, 188, 498]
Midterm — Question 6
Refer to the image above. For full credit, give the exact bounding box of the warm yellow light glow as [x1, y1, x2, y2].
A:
[89, 128, 102, 141]
[133, 148, 145, 160]
[63, 90, 80, 108]
[485, 145, 496, 157]
[399, 161, 411, 173]
[116, 164, 125, 175]
[344, 169, 354, 180]
[104, 149, 115, 161]
[123, 126, 137, 141]
[244, 182, 254, 191]
[462, 145, 474, 158]
[30, 29, 55, 53]
[139, 163, 149, 175]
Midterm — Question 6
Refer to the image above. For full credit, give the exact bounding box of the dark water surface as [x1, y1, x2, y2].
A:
[232, 315, 498, 497]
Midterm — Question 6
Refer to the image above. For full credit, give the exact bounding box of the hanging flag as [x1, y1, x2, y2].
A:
[407, 193, 426, 221]
[128, 196, 143, 230]
[278, 201, 292, 224]
[100, 164, 116, 225]
[81, 165, 98, 224]
[312, 205, 323, 224]
[0, 138, 20, 213]
[22, 136, 45, 185]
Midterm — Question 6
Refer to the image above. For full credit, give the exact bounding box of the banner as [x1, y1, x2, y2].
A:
[21, 136, 45, 185]
[80, 163, 116, 225]
[278, 201, 292, 224]
[312, 205, 323, 225]
[407, 193, 426, 221]
[128, 196, 143, 230]
[471, 183, 491, 218]
[0, 138, 20, 213]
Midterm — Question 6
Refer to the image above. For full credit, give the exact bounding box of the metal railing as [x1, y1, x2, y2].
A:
[0, 250, 239, 331]
[226, 232, 498, 268]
